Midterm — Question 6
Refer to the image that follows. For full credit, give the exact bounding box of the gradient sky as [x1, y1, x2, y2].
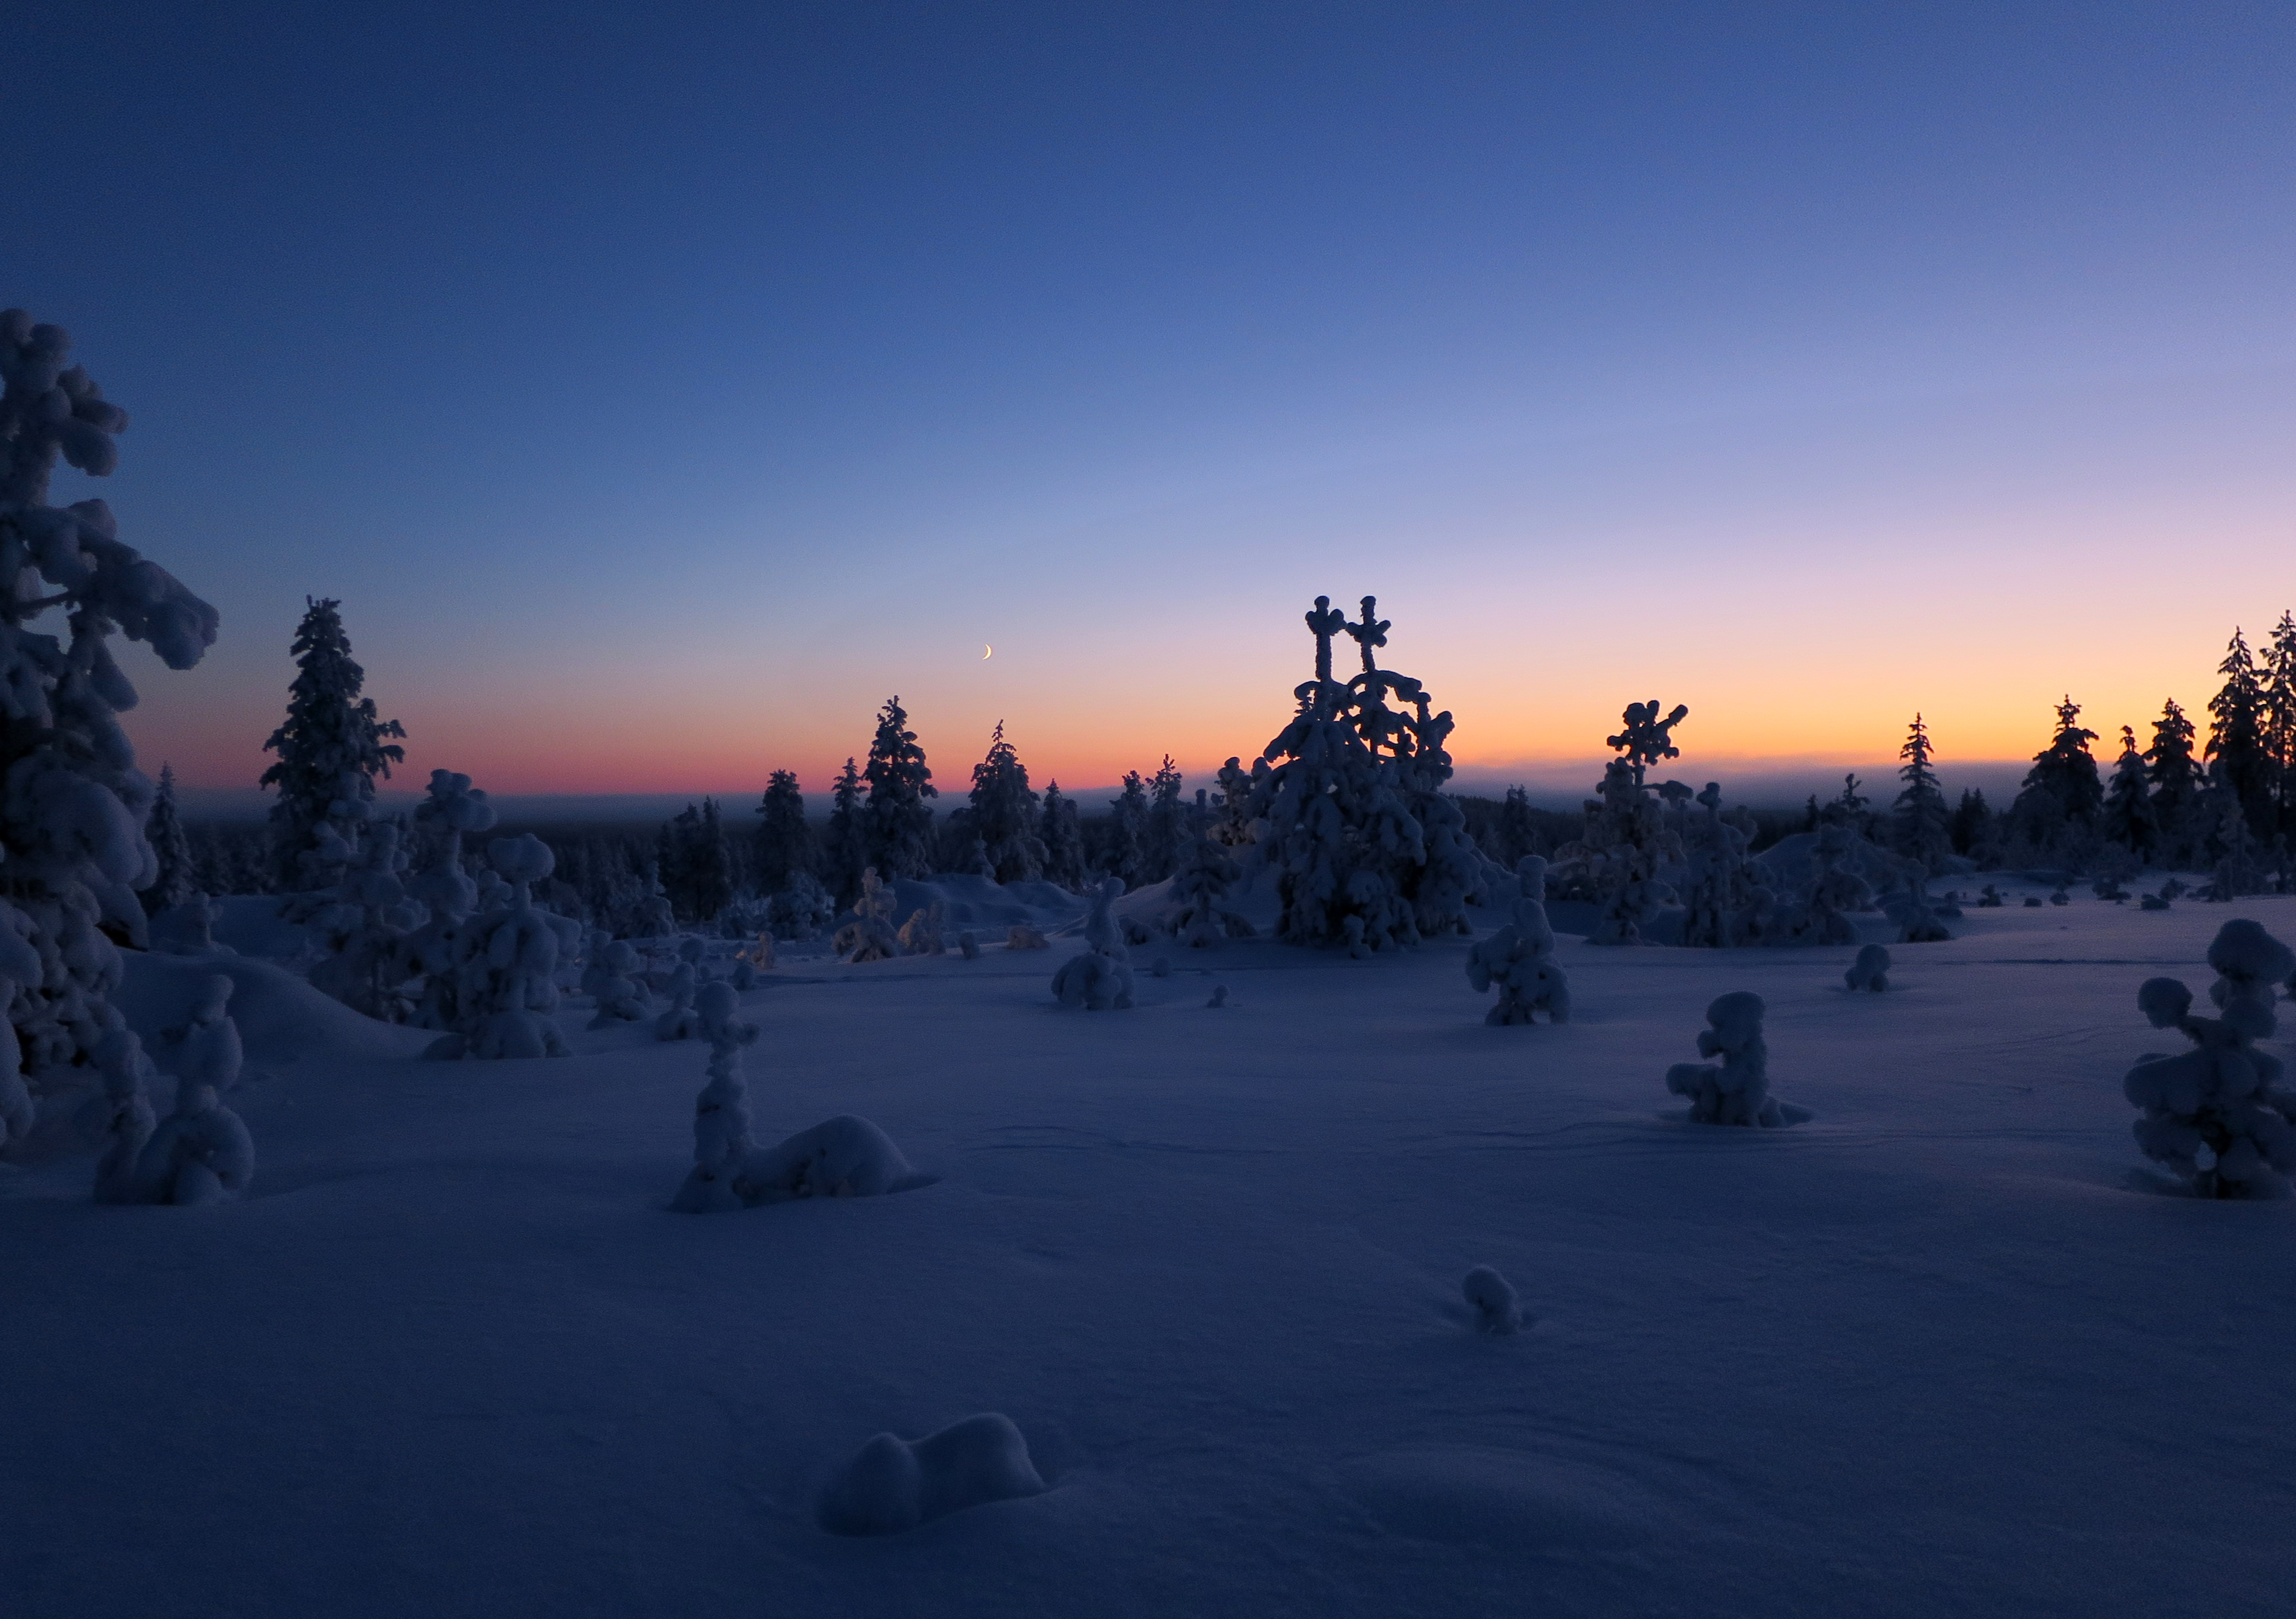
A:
[6, 1, 2292, 807]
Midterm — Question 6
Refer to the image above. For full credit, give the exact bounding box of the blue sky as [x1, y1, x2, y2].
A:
[6, 1, 2291, 803]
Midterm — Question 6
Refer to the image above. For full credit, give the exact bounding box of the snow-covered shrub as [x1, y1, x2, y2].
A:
[1461, 1265, 1520, 1335]
[1170, 789, 1251, 948]
[399, 770, 498, 1032]
[130, 975, 253, 1204]
[1783, 824, 1872, 946]
[765, 872, 835, 940]
[1207, 984, 1228, 1008]
[1883, 873, 1952, 943]
[90, 1016, 156, 1204]
[669, 980, 758, 1214]
[654, 956, 704, 1042]
[421, 835, 575, 1060]
[259, 597, 404, 891]
[1051, 876, 1135, 1010]
[958, 930, 979, 960]
[1465, 857, 1570, 1025]
[585, 939, 649, 1029]
[2124, 919, 2296, 1197]
[1977, 884, 2004, 908]
[817, 1412, 1046, 1536]
[1845, 944, 1891, 992]
[1006, 924, 1048, 951]
[1666, 991, 1797, 1126]
[897, 900, 945, 956]
[0, 312, 218, 1125]
[2142, 891, 2173, 912]
[833, 868, 900, 963]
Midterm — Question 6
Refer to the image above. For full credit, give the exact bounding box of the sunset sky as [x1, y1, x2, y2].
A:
[6, 2, 2291, 808]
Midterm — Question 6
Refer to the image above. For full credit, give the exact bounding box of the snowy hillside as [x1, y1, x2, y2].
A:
[4, 885, 2291, 1617]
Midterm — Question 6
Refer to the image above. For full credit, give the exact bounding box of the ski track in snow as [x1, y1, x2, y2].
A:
[4, 885, 2292, 1617]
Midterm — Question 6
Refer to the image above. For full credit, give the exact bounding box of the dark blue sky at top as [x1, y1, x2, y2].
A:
[4, 2, 2292, 793]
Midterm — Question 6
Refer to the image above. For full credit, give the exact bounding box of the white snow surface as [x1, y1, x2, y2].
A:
[6, 882, 2294, 1615]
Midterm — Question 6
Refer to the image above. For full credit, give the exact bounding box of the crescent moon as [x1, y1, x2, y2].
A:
[982, 644, 992, 659]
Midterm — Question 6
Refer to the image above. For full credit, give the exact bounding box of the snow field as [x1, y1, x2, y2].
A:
[4, 886, 2294, 1616]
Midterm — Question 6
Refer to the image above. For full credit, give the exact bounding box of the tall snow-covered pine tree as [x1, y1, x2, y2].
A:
[259, 597, 404, 889]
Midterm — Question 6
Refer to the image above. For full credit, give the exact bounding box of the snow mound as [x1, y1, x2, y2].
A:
[207, 895, 315, 962]
[117, 950, 428, 1067]
[885, 874, 1084, 933]
[817, 1412, 1046, 1536]
[1462, 1265, 1521, 1334]
[1845, 945, 1891, 993]
[1752, 830, 1907, 892]
[732, 1115, 922, 1205]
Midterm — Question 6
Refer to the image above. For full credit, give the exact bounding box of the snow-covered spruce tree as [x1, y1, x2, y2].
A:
[1496, 785, 1539, 869]
[1465, 857, 1570, 1024]
[1890, 714, 1953, 874]
[258, 597, 404, 891]
[141, 762, 197, 917]
[753, 770, 817, 896]
[669, 979, 759, 1213]
[2264, 611, 2296, 842]
[307, 819, 421, 1020]
[1666, 991, 1797, 1127]
[1142, 756, 1188, 884]
[2124, 919, 2296, 1197]
[862, 697, 936, 881]
[2206, 629, 2273, 842]
[2101, 725, 2159, 863]
[2007, 696, 2103, 862]
[822, 758, 868, 909]
[1784, 822, 1872, 946]
[968, 721, 1046, 884]
[1385, 667, 1482, 938]
[130, 974, 253, 1204]
[400, 769, 497, 1032]
[2200, 766, 2265, 900]
[1882, 869, 1951, 943]
[1247, 597, 1426, 952]
[420, 835, 576, 1060]
[1678, 782, 1766, 948]
[1038, 780, 1085, 890]
[2144, 699, 2208, 869]
[1104, 771, 1148, 885]
[1051, 876, 1135, 1009]
[658, 799, 732, 925]
[90, 1016, 158, 1203]
[1557, 701, 1689, 946]
[1170, 791, 1250, 947]
[0, 312, 219, 1128]
[1212, 757, 1259, 847]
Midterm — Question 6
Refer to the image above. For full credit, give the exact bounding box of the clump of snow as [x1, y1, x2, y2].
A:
[1845, 944, 1892, 993]
[1465, 857, 1570, 1025]
[2141, 893, 2171, 912]
[653, 941, 707, 1041]
[1207, 984, 1228, 1008]
[1052, 877, 1136, 1010]
[735, 1114, 918, 1204]
[2124, 919, 2296, 1198]
[958, 930, 979, 960]
[1666, 991, 1801, 1127]
[90, 1017, 157, 1203]
[897, 899, 945, 956]
[816, 1412, 1046, 1536]
[1462, 1265, 1521, 1334]
[1007, 924, 1048, 950]
[669, 981, 758, 1214]
[129, 975, 253, 1204]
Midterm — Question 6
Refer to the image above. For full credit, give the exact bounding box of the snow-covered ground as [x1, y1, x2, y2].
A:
[5, 884, 2289, 1617]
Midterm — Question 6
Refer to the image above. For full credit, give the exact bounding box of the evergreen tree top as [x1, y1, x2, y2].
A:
[2037, 696, 2097, 762]
[1605, 700, 1689, 780]
[864, 695, 934, 800]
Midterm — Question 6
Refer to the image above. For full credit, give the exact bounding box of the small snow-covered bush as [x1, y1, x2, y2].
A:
[1784, 824, 1872, 946]
[90, 1016, 157, 1204]
[817, 1412, 1046, 1536]
[1052, 876, 1135, 1010]
[1461, 1265, 1520, 1334]
[833, 868, 900, 963]
[1464, 857, 1570, 1025]
[1666, 991, 1799, 1127]
[585, 939, 649, 1028]
[1170, 789, 1251, 948]
[897, 900, 945, 956]
[2123, 919, 2296, 1197]
[653, 941, 707, 1041]
[669, 980, 758, 1214]
[1845, 944, 1891, 992]
[130, 975, 253, 1204]
[1883, 874, 1951, 943]
[1006, 924, 1048, 950]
